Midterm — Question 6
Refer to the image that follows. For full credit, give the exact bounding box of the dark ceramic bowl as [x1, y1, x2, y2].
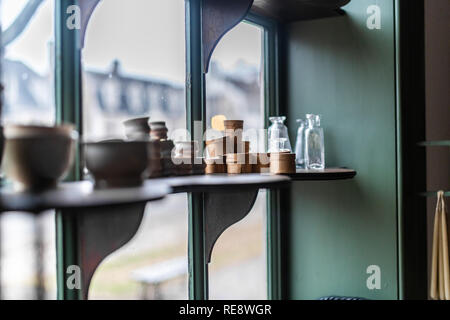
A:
[84, 140, 149, 189]
[3, 124, 77, 191]
[123, 116, 150, 140]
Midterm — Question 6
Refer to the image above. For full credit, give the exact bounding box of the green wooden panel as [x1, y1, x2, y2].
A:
[285, 0, 398, 300]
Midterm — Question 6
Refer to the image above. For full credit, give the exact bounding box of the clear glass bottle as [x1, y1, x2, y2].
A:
[268, 116, 292, 153]
[294, 119, 306, 169]
[305, 114, 325, 170]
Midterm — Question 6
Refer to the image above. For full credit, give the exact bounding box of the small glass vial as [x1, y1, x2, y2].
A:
[305, 114, 325, 170]
[294, 119, 306, 169]
[268, 116, 292, 153]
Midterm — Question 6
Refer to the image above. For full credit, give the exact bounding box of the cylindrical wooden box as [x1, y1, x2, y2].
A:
[205, 137, 234, 157]
[236, 141, 250, 154]
[224, 120, 244, 147]
[253, 153, 271, 173]
[270, 152, 296, 174]
[205, 156, 227, 174]
[226, 153, 252, 174]
[149, 121, 168, 140]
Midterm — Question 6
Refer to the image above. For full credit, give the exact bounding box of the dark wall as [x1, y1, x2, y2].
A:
[425, 0, 450, 296]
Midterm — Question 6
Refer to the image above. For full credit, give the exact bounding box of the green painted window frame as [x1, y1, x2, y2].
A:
[55, 0, 83, 300]
[54, 0, 284, 300]
[185, 1, 285, 300]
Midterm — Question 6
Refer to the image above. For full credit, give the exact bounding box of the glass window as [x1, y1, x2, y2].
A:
[82, 0, 188, 300]
[206, 22, 267, 300]
[82, 0, 186, 141]
[1, 0, 55, 125]
[0, 0, 57, 299]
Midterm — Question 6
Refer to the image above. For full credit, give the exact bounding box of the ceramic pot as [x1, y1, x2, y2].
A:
[149, 121, 168, 140]
[84, 140, 148, 189]
[3, 124, 77, 191]
[123, 116, 150, 140]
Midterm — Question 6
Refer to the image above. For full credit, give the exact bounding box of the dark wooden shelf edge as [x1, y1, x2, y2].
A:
[0, 170, 353, 213]
[249, 8, 345, 23]
[285, 168, 357, 181]
[153, 174, 291, 194]
[250, 0, 350, 23]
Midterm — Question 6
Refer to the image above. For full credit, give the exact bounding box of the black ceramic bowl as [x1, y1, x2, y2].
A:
[3, 124, 77, 191]
[84, 140, 149, 189]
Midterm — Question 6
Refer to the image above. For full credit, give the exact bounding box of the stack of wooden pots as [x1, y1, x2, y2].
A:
[205, 120, 256, 175]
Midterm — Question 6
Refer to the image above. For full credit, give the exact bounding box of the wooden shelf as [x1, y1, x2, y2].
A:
[0, 170, 356, 213]
[250, 0, 350, 22]
[151, 174, 291, 193]
[0, 174, 290, 213]
[285, 168, 357, 181]
[0, 181, 171, 213]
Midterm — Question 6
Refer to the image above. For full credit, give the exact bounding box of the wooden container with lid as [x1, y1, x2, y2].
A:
[226, 153, 252, 174]
[223, 120, 244, 130]
[149, 121, 168, 141]
[252, 153, 271, 173]
[224, 120, 244, 147]
[236, 140, 250, 154]
[205, 156, 227, 174]
[205, 137, 234, 157]
[270, 152, 296, 174]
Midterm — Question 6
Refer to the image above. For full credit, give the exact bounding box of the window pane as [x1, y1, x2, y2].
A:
[206, 22, 267, 300]
[0, 0, 57, 299]
[82, 0, 186, 141]
[1, 0, 55, 124]
[81, 0, 188, 300]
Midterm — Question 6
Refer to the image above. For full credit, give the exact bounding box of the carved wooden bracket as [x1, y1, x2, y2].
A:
[204, 190, 259, 263]
[202, 0, 254, 73]
[63, 202, 146, 299]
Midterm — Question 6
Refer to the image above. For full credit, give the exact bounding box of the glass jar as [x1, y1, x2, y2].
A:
[294, 119, 306, 169]
[304, 114, 325, 170]
[268, 116, 292, 153]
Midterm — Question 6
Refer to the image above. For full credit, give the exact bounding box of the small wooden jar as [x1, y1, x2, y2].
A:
[205, 137, 233, 157]
[224, 120, 244, 146]
[253, 153, 271, 173]
[270, 152, 296, 174]
[236, 141, 250, 154]
[226, 153, 252, 174]
[205, 157, 227, 174]
[123, 117, 150, 140]
[149, 121, 168, 140]
[223, 120, 244, 131]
